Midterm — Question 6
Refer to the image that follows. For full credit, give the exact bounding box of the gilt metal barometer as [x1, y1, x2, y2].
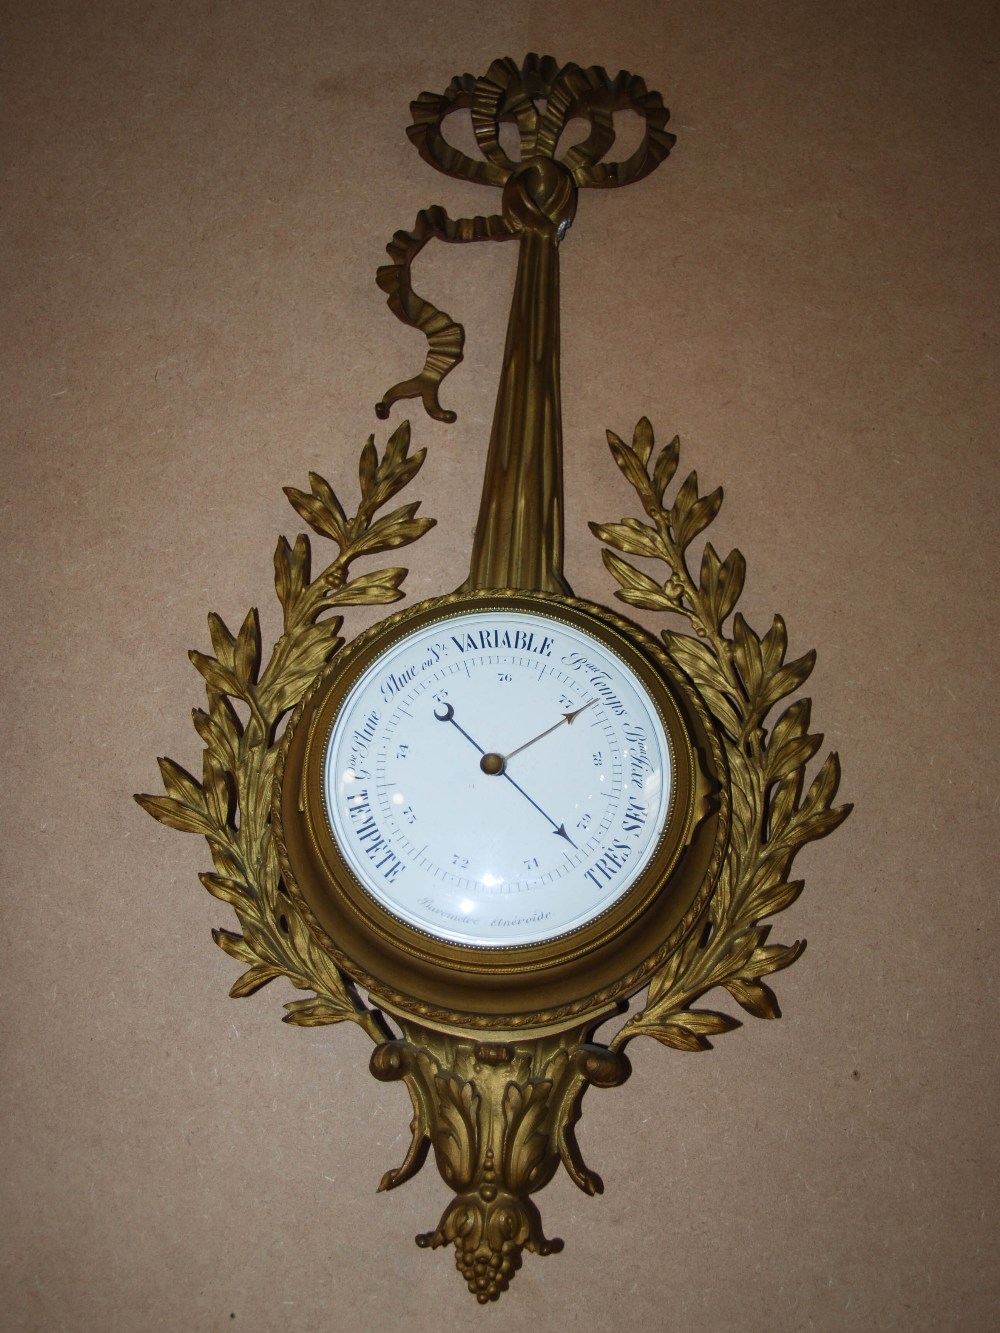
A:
[139, 56, 850, 1302]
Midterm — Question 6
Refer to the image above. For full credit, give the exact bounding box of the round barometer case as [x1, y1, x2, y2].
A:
[275, 592, 724, 1029]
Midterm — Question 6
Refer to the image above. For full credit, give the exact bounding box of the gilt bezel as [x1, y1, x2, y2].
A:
[273, 589, 729, 1030]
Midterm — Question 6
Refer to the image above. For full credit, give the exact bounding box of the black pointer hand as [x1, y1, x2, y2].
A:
[433, 701, 576, 847]
[432, 701, 484, 753]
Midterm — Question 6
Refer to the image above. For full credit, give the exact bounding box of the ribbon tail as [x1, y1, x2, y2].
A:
[375, 206, 516, 423]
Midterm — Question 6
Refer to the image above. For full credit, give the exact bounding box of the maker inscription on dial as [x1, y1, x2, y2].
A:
[323, 611, 673, 946]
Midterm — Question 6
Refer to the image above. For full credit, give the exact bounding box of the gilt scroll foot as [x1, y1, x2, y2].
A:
[369, 1025, 630, 1300]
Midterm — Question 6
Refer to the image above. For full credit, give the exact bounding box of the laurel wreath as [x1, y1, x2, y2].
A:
[136, 421, 433, 1039]
[590, 419, 851, 1051]
[137, 416, 849, 1055]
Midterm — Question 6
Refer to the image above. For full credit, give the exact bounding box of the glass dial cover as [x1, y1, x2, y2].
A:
[322, 608, 673, 946]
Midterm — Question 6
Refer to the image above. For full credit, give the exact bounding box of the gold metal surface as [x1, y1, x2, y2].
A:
[273, 590, 725, 1029]
[375, 56, 674, 593]
[370, 1022, 631, 1301]
[137, 55, 850, 1301]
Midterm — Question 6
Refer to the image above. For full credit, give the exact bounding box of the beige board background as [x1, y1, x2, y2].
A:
[2, 1, 998, 1329]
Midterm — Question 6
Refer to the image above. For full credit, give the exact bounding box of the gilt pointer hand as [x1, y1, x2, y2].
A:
[490, 698, 598, 770]
[433, 701, 576, 847]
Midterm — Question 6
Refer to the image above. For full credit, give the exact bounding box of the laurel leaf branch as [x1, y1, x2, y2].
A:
[136, 421, 434, 1038]
[592, 419, 851, 1054]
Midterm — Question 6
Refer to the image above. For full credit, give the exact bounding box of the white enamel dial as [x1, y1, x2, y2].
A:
[322, 608, 673, 947]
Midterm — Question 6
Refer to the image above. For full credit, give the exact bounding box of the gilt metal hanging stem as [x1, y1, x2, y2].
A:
[374, 54, 675, 594]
